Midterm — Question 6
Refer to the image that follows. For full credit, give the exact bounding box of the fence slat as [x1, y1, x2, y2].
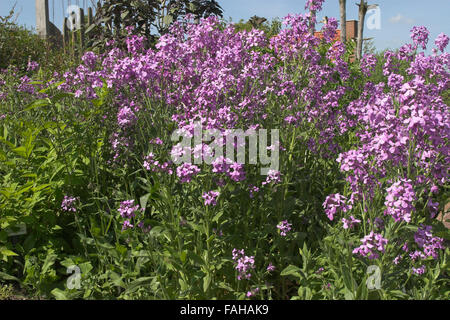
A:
[80, 8, 85, 50]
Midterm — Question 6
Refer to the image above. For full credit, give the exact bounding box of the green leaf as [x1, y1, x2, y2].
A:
[0, 271, 21, 282]
[125, 277, 153, 294]
[79, 262, 93, 275]
[51, 288, 68, 300]
[356, 276, 368, 300]
[388, 290, 409, 299]
[11, 146, 27, 158]
[341, 265, 355, 292]
[23, 98, 51, 112]
[140, 193, 151, 209]
[280, 265, 305, 279]
[344, 288, 355, 300]
[0, 247, 18, 258]
[203, 273, 211, 292]
[41, 250, 57, 274]
[180, 250, 187, 264]
[188, 251, 205, 266]
[218, 282, 234, 292]
[116, 243, 127, 257]
[108, 271, 126, 288]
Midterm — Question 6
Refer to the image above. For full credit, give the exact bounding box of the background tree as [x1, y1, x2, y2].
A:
[339, 0, 346, 43]
[232, 16, 282, 38]
[356, 0, 368, 60]
[89, 0, 223, 50]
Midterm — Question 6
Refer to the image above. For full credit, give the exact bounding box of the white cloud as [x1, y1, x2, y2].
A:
[389, 14, 415, 24]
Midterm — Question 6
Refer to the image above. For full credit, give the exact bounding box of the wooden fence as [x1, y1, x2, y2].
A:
[62, 7, 94, 56]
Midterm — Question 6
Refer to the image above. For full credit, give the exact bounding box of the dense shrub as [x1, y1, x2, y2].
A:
[0, 0, 448, 300]
[0, 8, 48, 72]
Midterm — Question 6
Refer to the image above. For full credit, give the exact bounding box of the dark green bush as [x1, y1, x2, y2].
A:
[0, 7, 48, 72]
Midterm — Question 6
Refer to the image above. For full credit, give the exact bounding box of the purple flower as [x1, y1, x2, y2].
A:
[117, 106, 137, 127]
[352, 231, 388, 260]
[61, 196, 79, 212]
[342, 215, 361, 229]
[81, 51, 98, 69]
[412, 265, 426, 275]
[305, 0, 325, 12]
[267, 263, 276, 272]
[427, 199, 439, 218]
[137, 221, 152, 233]
[202, 191, 220, 206]
[212, 156, 232, 174]
[393, 255, 401, 265]
[410, 26, 430, 50]
[249, 185, 260, 198]
[434, 33, 449, 52]
[246, 287, 259, 298]
[414, 224, 444, 259]
[277, 220, 292, 236]
[228, 162, 246, 182]
[232, 249, 255, 280]
[360, 54, 377, 77]
[262, 170, 281, 186]
[122, 220, 134, 231]
[27, 60, 39, 72]
[323, 193, 352, 221]
[384, 179, 416, 223]
[176, 163, 200, 183]
[118, 200, 143, 219]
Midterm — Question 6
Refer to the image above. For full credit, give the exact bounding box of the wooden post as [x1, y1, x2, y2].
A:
[87, 7, 93, 26]
[356, 0, 368, 60]
[35, 0, 50, 39]
[72, 21, 76, 57]
[79, 8, 85, 50]
[339, 0, 347, 43]
[63, 17, 69, 54]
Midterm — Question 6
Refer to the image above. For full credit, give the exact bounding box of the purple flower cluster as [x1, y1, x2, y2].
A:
[249, 185, 260, 198]
[228, 162, 246, 182]
[232, 249, 255, 280]
[410, 26, 430, 50]
[117, 106, 137, 128]
[360, 54, 377, 77]
[246, 287, 260, 298]
[61, 196, 79, 212]
[27, 60, 39, 72]
[352, 231, 388, 260]
[413, 224, 444, 259]
[277, 220, 292, 236]
[81, 51, 98, 69]
[384, 179, 416, 223]
[342, 216, 361, 229]
[434, 32, 449, 52]
[202, 191, 220, 206]
[143, 152, 173, 174]
[118, 200, 142, 218]
[412, 265, 426, 275]
[304, 0, 325, 12]
[322, 193, 352, 221]
[176, 163, 200, 183]
[262, 170, 281, 186]
[118, 200, 146, 232]
[266, 263, 276, 272]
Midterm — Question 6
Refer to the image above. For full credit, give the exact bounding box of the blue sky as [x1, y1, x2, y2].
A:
[1, 0, 449, 54]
